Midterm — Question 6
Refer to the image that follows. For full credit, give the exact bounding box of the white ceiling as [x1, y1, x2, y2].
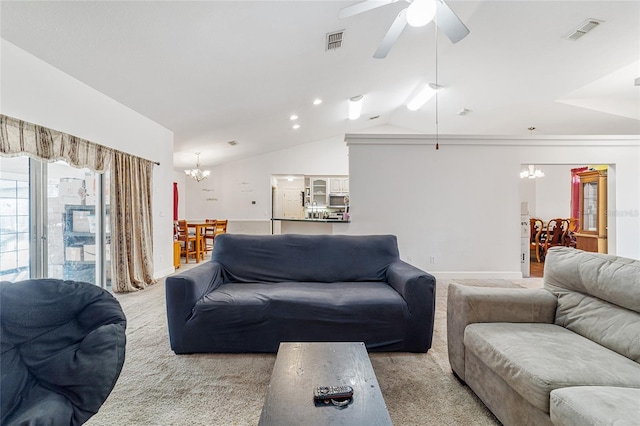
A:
[1, 1, 639, 170]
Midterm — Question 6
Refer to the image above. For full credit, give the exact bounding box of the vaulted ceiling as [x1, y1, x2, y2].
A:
[2, 1, 639, 170]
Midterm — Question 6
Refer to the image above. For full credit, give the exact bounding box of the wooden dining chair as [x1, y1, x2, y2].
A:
[529, 218, 544, 263]
[543, 218, 569, 259]
[177, 220, 198, 263]
[564, 217, 579, 248]
[203, 219, 217, 254]
[214, 219, 228, 239]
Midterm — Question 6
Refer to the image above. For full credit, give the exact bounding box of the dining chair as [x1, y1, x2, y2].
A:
[529, 218, 544, 263]
[564, 217, 579, 248]
[203, 219, 217, 254]
[543, 218, 569, 259]
[214, 219, 228, 239]
[177, 220, 198, 263]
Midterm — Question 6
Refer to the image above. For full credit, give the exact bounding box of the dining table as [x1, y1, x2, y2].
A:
[186, 222, 215, 263]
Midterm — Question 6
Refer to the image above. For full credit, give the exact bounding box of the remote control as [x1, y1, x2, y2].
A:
[313, 385, 354, 401]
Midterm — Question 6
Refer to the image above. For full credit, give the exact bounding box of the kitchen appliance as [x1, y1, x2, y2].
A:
[329, 194, 348, 207]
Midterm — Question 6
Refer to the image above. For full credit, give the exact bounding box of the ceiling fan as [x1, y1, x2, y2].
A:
[339, 0, 470, 58]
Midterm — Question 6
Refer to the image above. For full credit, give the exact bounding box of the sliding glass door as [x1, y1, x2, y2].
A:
[0, 156, 110, 288]
[0, 156, 30, 281]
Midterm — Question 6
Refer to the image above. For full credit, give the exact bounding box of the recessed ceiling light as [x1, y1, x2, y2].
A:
[292, 124, 300, 130]
[290, 114, 298, 121]
[313, 98, 323, 105]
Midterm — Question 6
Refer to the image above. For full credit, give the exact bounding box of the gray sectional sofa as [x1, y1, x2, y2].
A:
[166, 234, 436, 354]
[447, 247, 640, 425]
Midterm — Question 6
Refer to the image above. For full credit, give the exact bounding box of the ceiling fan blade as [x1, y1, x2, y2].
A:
[338, 0, 397, 20]
[435, 0, 470, 43]
[373, 8, 408, 59]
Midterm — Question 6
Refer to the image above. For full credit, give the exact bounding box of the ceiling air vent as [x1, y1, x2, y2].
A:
[565, 19, 603, 41]
[326, 30, 344, 51]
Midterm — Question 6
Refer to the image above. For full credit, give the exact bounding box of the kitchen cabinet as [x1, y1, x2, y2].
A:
[330, 177, 349, 194]
[310, 177, 328, 206]
[575, 169, 607, 253]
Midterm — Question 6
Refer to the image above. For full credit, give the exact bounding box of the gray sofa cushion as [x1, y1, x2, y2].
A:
[544, 248, 640, 313]
[544, 247, 640, 362]
[550, 386, 640, 426]
[464, 322, 640, 413]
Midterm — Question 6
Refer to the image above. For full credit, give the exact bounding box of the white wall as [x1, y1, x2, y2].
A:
[345, 134, 640, 278]
[180, 135, 349, 233]
[520, 164, 574, 220]
[534, 165, 572, 220]
[1, 39, 176, 279]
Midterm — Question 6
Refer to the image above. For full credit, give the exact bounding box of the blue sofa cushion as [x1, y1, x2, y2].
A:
[182, 281, 409, 353]
[211, 234, 399, 283]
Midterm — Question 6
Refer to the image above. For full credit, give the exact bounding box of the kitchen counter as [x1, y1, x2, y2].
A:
[271, 218, 350, 223]
[271, 217, 350, 235]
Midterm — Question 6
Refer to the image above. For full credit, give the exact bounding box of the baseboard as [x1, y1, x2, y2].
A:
[154, 266, 177, 280]
[432, 271, 524, 280]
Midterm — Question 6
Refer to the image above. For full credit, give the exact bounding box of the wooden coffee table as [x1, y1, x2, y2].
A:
[258, 342, 392, 426]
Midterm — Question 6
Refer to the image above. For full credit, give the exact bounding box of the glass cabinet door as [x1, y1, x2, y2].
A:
[582, 181, 598, 232]
[311, 178, 327, 206]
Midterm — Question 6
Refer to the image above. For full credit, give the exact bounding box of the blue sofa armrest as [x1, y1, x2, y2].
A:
[386, 261, 436, 352]
[165, 261, 224, 353]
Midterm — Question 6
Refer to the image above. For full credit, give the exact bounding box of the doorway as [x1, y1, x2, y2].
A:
[519, 163, 614, 278]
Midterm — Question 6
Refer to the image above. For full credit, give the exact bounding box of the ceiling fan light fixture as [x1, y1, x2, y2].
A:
[348, 95, 364, 120]
[407, 83, 441, 111]
[407, 0, 437, 28]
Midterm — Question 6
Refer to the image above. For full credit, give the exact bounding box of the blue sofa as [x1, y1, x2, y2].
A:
[166, 234, 436, 353]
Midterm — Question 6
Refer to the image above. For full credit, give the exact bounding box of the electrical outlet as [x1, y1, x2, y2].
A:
[430, 256, 436, 264]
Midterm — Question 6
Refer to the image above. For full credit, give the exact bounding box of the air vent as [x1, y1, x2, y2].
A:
[565, 19, 603, 41]
[326, 30, 344, 51]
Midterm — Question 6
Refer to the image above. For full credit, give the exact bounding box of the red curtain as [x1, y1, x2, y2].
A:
[173, 182, 178, 221]
[570, 167, 588, 219]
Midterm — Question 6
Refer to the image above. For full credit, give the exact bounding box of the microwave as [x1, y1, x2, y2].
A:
[329, 194, 348, 207]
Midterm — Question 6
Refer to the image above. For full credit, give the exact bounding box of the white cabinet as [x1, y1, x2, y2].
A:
[310, 177, 328, 206]
[329, 177, 349, 194]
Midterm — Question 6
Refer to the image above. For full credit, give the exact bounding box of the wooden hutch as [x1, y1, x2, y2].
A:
[575, 169, 607, 253]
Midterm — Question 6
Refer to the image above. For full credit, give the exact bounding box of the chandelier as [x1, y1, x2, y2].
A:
[520, 165, 545, 179]
[184, 152, 210, 182]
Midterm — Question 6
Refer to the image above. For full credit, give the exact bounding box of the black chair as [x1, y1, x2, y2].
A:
[1, 279, 126, 425]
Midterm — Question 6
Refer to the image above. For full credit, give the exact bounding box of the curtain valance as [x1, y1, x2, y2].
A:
[0, 114, 111, 172]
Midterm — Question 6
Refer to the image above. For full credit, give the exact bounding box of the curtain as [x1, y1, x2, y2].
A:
[110, 151, 157, 292]
[1, 115, 110, 171]
[1, 114, 157, 292]
[173, 182, 178, 221]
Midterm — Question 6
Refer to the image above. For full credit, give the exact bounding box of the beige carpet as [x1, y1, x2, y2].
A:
[86, 264, 543, 426]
